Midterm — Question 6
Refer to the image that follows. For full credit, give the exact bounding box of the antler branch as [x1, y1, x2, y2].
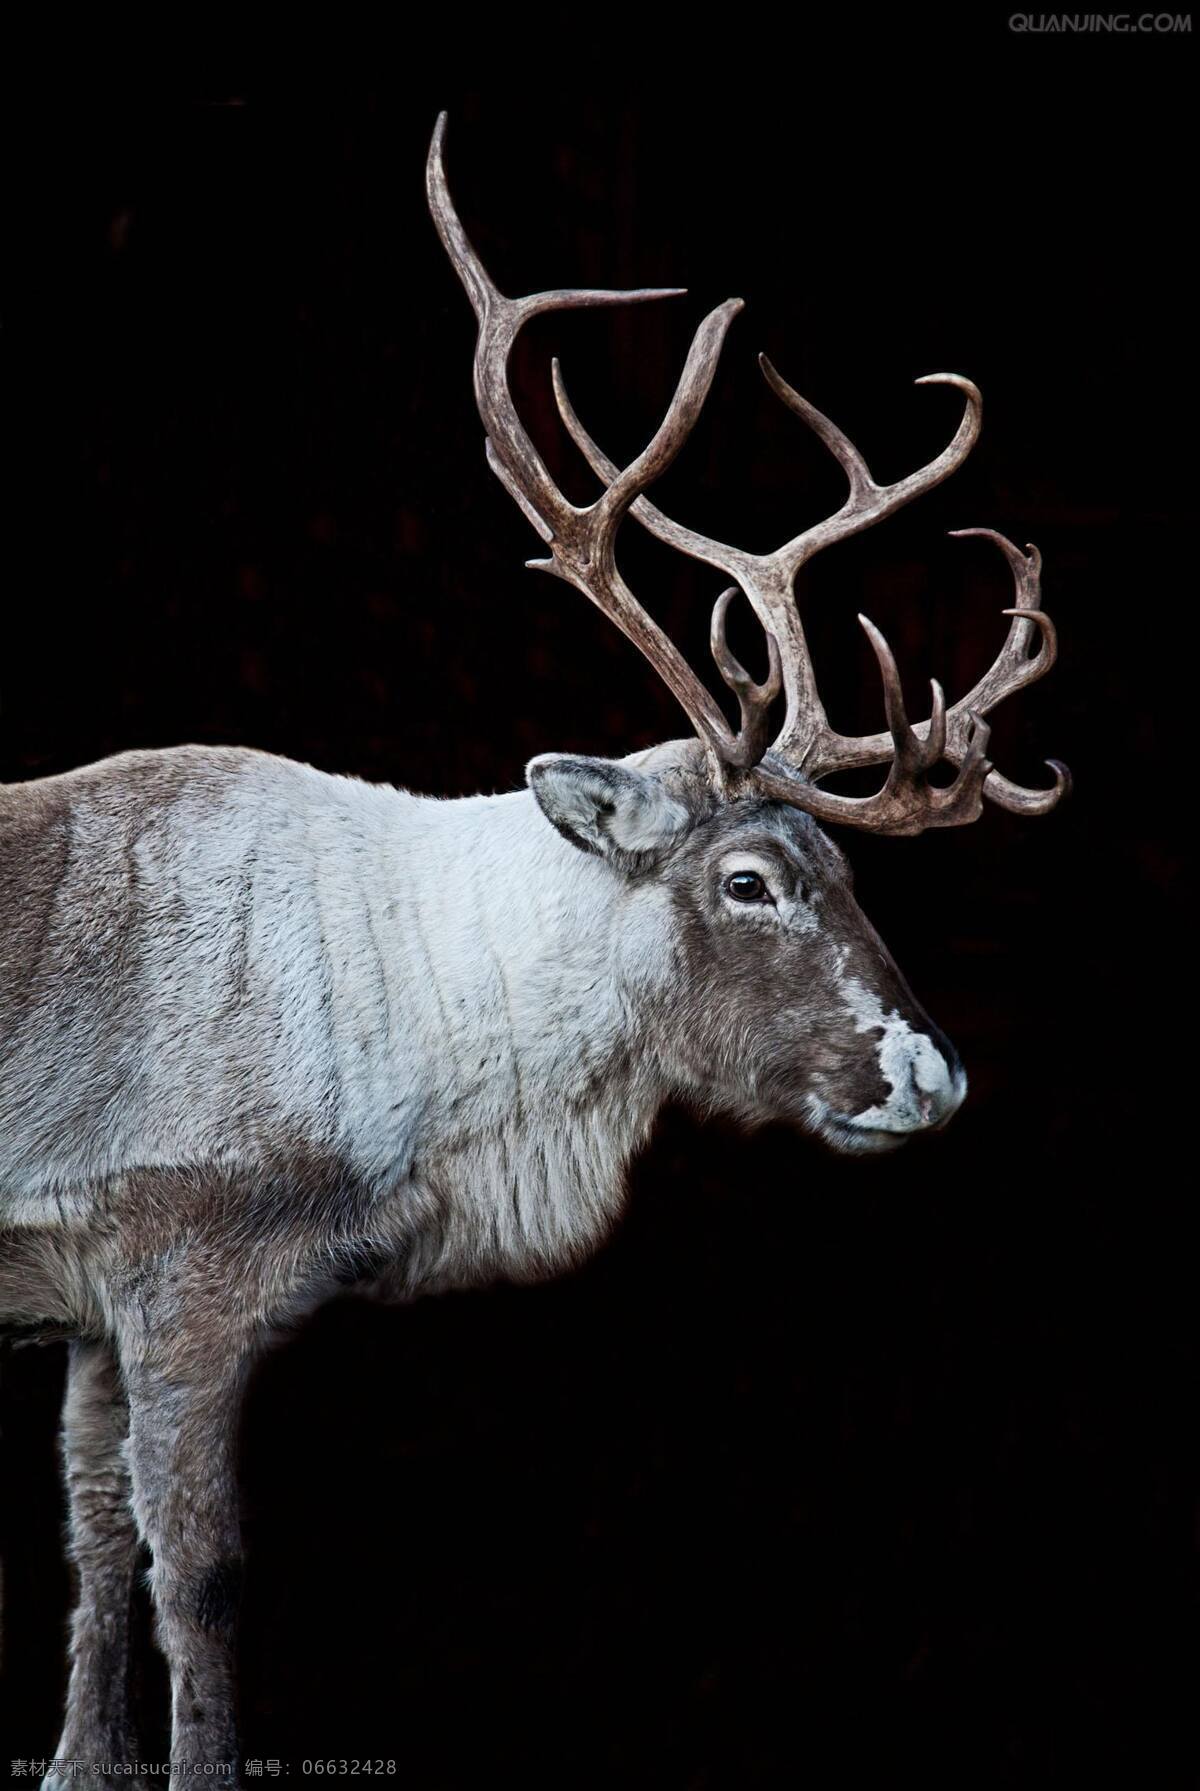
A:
[554, 345, 1066, 831]
[428, 112, 771, 772]
[554, 350, 981, 763]
[756, 528, 1070, 830]
[430, 112, 1068, 835]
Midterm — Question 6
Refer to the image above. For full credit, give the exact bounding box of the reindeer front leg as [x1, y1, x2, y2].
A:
[51, 1337, 139, 1770]
[119, 1334, 250, 1778]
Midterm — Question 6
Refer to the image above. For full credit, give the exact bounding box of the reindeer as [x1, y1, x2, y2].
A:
[0, 112, 1067, 1776]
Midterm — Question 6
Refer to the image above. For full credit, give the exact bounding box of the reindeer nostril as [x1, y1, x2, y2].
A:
[918, 1090, 935, 1122]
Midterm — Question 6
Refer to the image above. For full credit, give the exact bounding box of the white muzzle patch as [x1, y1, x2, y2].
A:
[808, 973, 967, 1150]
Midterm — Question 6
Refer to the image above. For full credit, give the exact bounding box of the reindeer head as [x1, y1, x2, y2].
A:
[428, 115, 1068, 1151]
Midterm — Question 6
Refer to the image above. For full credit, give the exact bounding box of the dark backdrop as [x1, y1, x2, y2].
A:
[2, 33, 1192, 1790]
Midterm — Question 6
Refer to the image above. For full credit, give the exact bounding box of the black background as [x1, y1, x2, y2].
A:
[1, 28, 1192, 1789]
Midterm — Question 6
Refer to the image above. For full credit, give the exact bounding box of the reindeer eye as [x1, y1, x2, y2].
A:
[725, 871, 768, 903]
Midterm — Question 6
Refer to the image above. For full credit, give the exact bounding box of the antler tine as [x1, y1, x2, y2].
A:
[853, 619, 950, 779]
[758, 358, 983, 575]
[427, 112, 688, 544]
[552, 357, 751, 580]
[710, 588, 783, 768]
[857, 614, 919, 771]
[427, 112, 745, 762]
[583, 299, 747, 533]
[942, 529, 1071, 815]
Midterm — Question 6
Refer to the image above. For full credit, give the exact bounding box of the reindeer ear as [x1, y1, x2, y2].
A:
[526, 754, 691, 870]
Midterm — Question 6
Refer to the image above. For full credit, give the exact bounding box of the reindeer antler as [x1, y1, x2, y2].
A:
[427, 113, 777, 778]
[428, 114, 1068, 835]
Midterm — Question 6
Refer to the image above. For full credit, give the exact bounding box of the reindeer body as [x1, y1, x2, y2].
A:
[1, 743, 674, 1296]
[2, 742, 689, 1778]
[0, 112, 1068, 1780]
[0, 735, 981, 1779]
